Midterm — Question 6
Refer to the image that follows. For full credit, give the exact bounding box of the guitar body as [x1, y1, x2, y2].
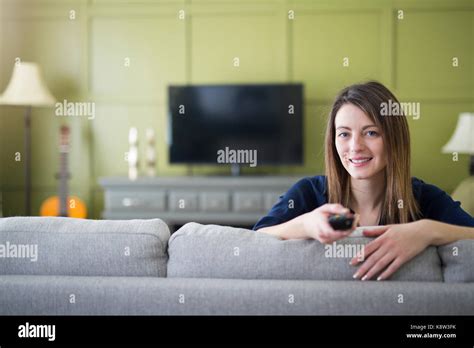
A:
[40, 195, 87, 218]
[40, 125, 87, 218]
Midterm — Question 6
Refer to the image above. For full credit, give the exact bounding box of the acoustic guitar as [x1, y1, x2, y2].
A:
[40, 125, 87, 218]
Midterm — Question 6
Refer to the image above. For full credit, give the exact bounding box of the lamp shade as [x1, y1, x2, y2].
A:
[0, 62, 56, 106]
[442, 112, 474, 154]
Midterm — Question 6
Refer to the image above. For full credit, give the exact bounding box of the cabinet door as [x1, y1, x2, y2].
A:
[169, 192, 199, 212]
[106, 191, 166, 211]
[200, 192, 230, 212]
[233, 192, 263, 212]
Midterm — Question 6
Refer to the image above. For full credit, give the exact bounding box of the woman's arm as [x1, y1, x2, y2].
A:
[257, 215, 307, 240]
[258, 203, 355, 243]
[421, 219, 474, 245]
[350, 219, 474, 281]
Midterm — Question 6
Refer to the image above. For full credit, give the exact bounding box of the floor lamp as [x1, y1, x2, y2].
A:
[0, 62, 56, 216]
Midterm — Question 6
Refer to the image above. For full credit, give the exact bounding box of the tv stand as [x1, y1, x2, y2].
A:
[99, 175, 306, 231]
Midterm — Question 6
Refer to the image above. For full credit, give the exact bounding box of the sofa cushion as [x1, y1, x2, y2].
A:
[0, 216, 170, 277]
[167, 222, 443, 282]
[438, 240, 474, 282]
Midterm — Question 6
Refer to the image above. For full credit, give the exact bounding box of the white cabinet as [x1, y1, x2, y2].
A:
[99, 176, 305, 230]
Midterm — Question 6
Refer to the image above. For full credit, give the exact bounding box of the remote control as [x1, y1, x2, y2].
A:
[328, 214, 355, 231]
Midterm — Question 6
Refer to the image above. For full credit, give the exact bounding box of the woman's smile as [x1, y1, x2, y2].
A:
[349, 157, 373, 167]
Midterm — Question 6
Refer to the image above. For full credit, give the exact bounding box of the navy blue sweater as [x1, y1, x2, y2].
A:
[253, 176, 474, 230]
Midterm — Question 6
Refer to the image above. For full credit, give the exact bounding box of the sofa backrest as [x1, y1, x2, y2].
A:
[0, 216, 170, 277]
[438, 240, 474, 282]
[167, 223, 446, 282]
[3, 218, 472, 283]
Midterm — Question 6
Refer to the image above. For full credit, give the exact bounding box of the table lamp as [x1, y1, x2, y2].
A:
[0, 62, 56, 215]
[442, 112, 474, 215]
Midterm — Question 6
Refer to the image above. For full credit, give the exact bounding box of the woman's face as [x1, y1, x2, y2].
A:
[334, 103, 387, 180]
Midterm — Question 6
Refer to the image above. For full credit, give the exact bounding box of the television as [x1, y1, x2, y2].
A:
[167, 84, 304, 168]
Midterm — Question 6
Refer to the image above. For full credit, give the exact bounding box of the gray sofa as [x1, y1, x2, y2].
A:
[0, 216, 473, 315]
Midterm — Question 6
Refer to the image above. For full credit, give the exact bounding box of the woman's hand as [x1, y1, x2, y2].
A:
[300, 203, 356, 243]
[350, 220, 432, 281]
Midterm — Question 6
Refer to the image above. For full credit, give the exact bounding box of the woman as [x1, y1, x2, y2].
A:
[253, 81, 474, 281]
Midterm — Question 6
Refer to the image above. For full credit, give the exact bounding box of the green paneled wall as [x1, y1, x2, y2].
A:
[0, 0, 473, 218]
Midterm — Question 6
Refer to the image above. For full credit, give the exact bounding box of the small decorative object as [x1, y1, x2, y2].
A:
[145, 128, 156, 177]
[128, 127, 139, 181]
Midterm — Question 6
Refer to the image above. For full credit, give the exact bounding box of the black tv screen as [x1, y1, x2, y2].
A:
[168, 84, 304, 166]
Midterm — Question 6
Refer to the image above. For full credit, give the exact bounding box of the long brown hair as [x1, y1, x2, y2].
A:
[324, 81, 420, 224]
